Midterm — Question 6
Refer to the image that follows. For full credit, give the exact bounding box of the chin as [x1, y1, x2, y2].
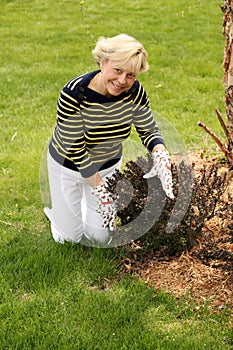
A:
[108, 82, 126, 96]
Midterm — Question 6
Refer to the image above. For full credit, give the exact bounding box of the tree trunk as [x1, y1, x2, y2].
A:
[222, 0, 233, 154]
[198, 1, 233, 169]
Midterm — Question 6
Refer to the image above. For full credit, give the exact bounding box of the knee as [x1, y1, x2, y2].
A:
[83, 222, 110, 244]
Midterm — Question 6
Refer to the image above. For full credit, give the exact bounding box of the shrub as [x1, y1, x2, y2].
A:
[106, 156, 231, 256]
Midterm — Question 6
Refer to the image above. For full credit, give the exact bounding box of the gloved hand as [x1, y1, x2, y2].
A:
[91, 184, 117, 231]
[143, 149, 174, 199]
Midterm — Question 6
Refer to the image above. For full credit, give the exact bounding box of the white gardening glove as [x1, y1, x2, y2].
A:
[143, 149, 174, 199]
[91, 184, 117, 231]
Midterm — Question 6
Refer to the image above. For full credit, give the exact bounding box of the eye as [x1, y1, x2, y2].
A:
[127, 73, 136, 79]
[114, 68, 122, 74]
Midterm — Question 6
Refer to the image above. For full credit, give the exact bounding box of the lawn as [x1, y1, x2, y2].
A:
[0, 0, 232, 349]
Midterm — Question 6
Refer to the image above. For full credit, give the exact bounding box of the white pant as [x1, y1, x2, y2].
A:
[44, 151, 121, 244]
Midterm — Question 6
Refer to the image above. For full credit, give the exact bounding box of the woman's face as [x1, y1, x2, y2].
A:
[100, 60, 137, 96]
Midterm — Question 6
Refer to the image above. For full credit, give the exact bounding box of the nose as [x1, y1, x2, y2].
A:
[118, 73, 127, 85]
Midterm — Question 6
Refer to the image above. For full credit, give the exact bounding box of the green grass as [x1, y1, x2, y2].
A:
[0, 236, 232, 349]
[0, 0, 232, 349]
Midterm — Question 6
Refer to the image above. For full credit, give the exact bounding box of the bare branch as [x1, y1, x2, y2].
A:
[215, 109, 230, 138]
[197, 121, 233, 163]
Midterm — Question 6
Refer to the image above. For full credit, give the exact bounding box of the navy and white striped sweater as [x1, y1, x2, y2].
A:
[49, 70, 164, 177]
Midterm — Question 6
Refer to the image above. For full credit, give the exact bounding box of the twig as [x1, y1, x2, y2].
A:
[79, 0, 95, 42]
[0, 219, 17, 227]
[197, 121, 233, 163]
[215, 109, 230, 139]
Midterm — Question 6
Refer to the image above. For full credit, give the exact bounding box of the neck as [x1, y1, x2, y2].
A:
[89, 72, 111, 97]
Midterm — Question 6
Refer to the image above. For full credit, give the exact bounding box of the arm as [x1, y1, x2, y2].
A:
[152, 144, 166, 152]
[85, 172, 104, 187]
[56, 87, 98, 176]
[132, 83, 174, 198]
[132, 82, 165, 150]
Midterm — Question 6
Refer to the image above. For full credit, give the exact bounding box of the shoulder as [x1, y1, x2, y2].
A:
[130, 80, 145, 94]
[130, 80, 149, 106]
[62, 70, 100, 100]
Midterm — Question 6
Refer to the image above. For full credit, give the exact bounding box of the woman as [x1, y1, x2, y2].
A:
[44, 33, 174, 244]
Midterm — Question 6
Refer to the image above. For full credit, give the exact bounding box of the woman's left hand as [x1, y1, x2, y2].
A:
[143, 149, 174, 199]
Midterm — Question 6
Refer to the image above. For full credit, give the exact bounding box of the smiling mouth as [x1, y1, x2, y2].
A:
[111, 81, 126, 91]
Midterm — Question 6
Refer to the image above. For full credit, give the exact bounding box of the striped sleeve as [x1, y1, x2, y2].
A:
[53, 86, 98, 176]
[132, 82, 165, 151]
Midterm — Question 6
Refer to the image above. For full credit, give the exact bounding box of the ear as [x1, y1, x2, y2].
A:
[99, 59, 108, 70]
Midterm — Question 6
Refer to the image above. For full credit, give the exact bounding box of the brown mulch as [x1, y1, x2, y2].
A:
[120, 152, 233, 313]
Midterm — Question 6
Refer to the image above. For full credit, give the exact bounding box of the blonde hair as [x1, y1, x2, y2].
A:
[92, 34, 149, 74]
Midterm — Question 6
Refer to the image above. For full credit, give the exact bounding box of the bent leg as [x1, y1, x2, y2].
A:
[45, 151, 84, 243]
[82, 160, 122, 244]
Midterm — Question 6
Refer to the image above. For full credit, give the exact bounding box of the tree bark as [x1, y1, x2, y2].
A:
[222, 0, 233, 156]
[198, 1, 233, 169]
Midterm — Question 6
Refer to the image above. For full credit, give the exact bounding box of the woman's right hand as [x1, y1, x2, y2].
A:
[91, 184, 117, 231]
